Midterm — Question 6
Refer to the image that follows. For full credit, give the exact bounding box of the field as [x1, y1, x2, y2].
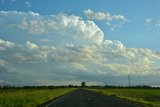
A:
[88, 88, 160, 107]
[0, 88, 76, 107]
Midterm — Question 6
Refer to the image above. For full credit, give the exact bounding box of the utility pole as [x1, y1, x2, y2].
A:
[18, 81, 20, 87]
[128, 75, 131, 87]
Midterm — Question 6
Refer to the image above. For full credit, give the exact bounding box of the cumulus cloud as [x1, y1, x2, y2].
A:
[0, 39, 14, 48]
[26, 41, 38, 49]
[0, 37, 160, 86]
[0, 11, 160, 86]
[0, 11, 104, 46]
[84, 9, 128, 30]
[20, 18, 45, 34]
[1, 39, 160, 79]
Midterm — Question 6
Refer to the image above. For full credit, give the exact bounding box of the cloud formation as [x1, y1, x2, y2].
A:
[24, 1, 31, 7]
[0, 11, 160, 86]
[145, 18, 152, 25]
[145, 17, 160, 30]
[0, 39, 14, 50]
[0, 11, 104, 46]
[84, 9, 128, 30]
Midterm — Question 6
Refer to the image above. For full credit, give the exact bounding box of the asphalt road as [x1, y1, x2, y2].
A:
[41, 89, 141, 107]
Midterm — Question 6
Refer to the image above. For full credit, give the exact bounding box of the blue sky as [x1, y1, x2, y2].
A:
[0, 0, 160, 86]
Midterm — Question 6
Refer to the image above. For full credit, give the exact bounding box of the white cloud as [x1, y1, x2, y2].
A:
[0, 38, 160, 85]
[72, 63, 90, 72]
[145, 18, 152, 25]
[0, 11, 160, 86]
[1, 38, 159, 75]
[84, 9, 128, 30]
[26, 41, 38, 49]
[0, 39, 14, 49]
[101, 40, 157, 75]
[24, 1, 31, 7]
[20, 18, 45, 34]
[144, 17, 160, 30]
[0, 11, 104, 46]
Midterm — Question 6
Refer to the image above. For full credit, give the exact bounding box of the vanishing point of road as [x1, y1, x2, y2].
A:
[40, 89, 141, 107]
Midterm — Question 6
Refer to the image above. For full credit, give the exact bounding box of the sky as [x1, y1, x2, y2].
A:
[0, 0, 160, 86]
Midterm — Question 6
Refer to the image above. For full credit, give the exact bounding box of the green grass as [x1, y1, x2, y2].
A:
[87, 88, 160, 107]
[0, 88, 76, 107]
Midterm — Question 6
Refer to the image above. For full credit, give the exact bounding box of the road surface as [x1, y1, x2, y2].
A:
[40, 88, 141, 107]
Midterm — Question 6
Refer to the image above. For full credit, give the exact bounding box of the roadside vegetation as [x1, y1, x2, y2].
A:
[0, 86, 76, 107]
[87, 86, 160, 107]
[1, 83, 160, 107]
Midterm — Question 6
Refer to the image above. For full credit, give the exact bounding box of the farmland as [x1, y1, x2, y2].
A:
[1, 86, 160, 107]
[0, 87, 76, 107]
[88, 88, 160, 107]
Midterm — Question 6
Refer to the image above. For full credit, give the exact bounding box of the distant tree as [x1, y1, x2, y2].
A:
[81, 81, 86, 87]
[68, 85, 73, 88]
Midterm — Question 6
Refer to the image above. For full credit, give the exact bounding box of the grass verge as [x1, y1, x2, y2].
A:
[87, 88, 160, 107]
[0, 88, 76, 107]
